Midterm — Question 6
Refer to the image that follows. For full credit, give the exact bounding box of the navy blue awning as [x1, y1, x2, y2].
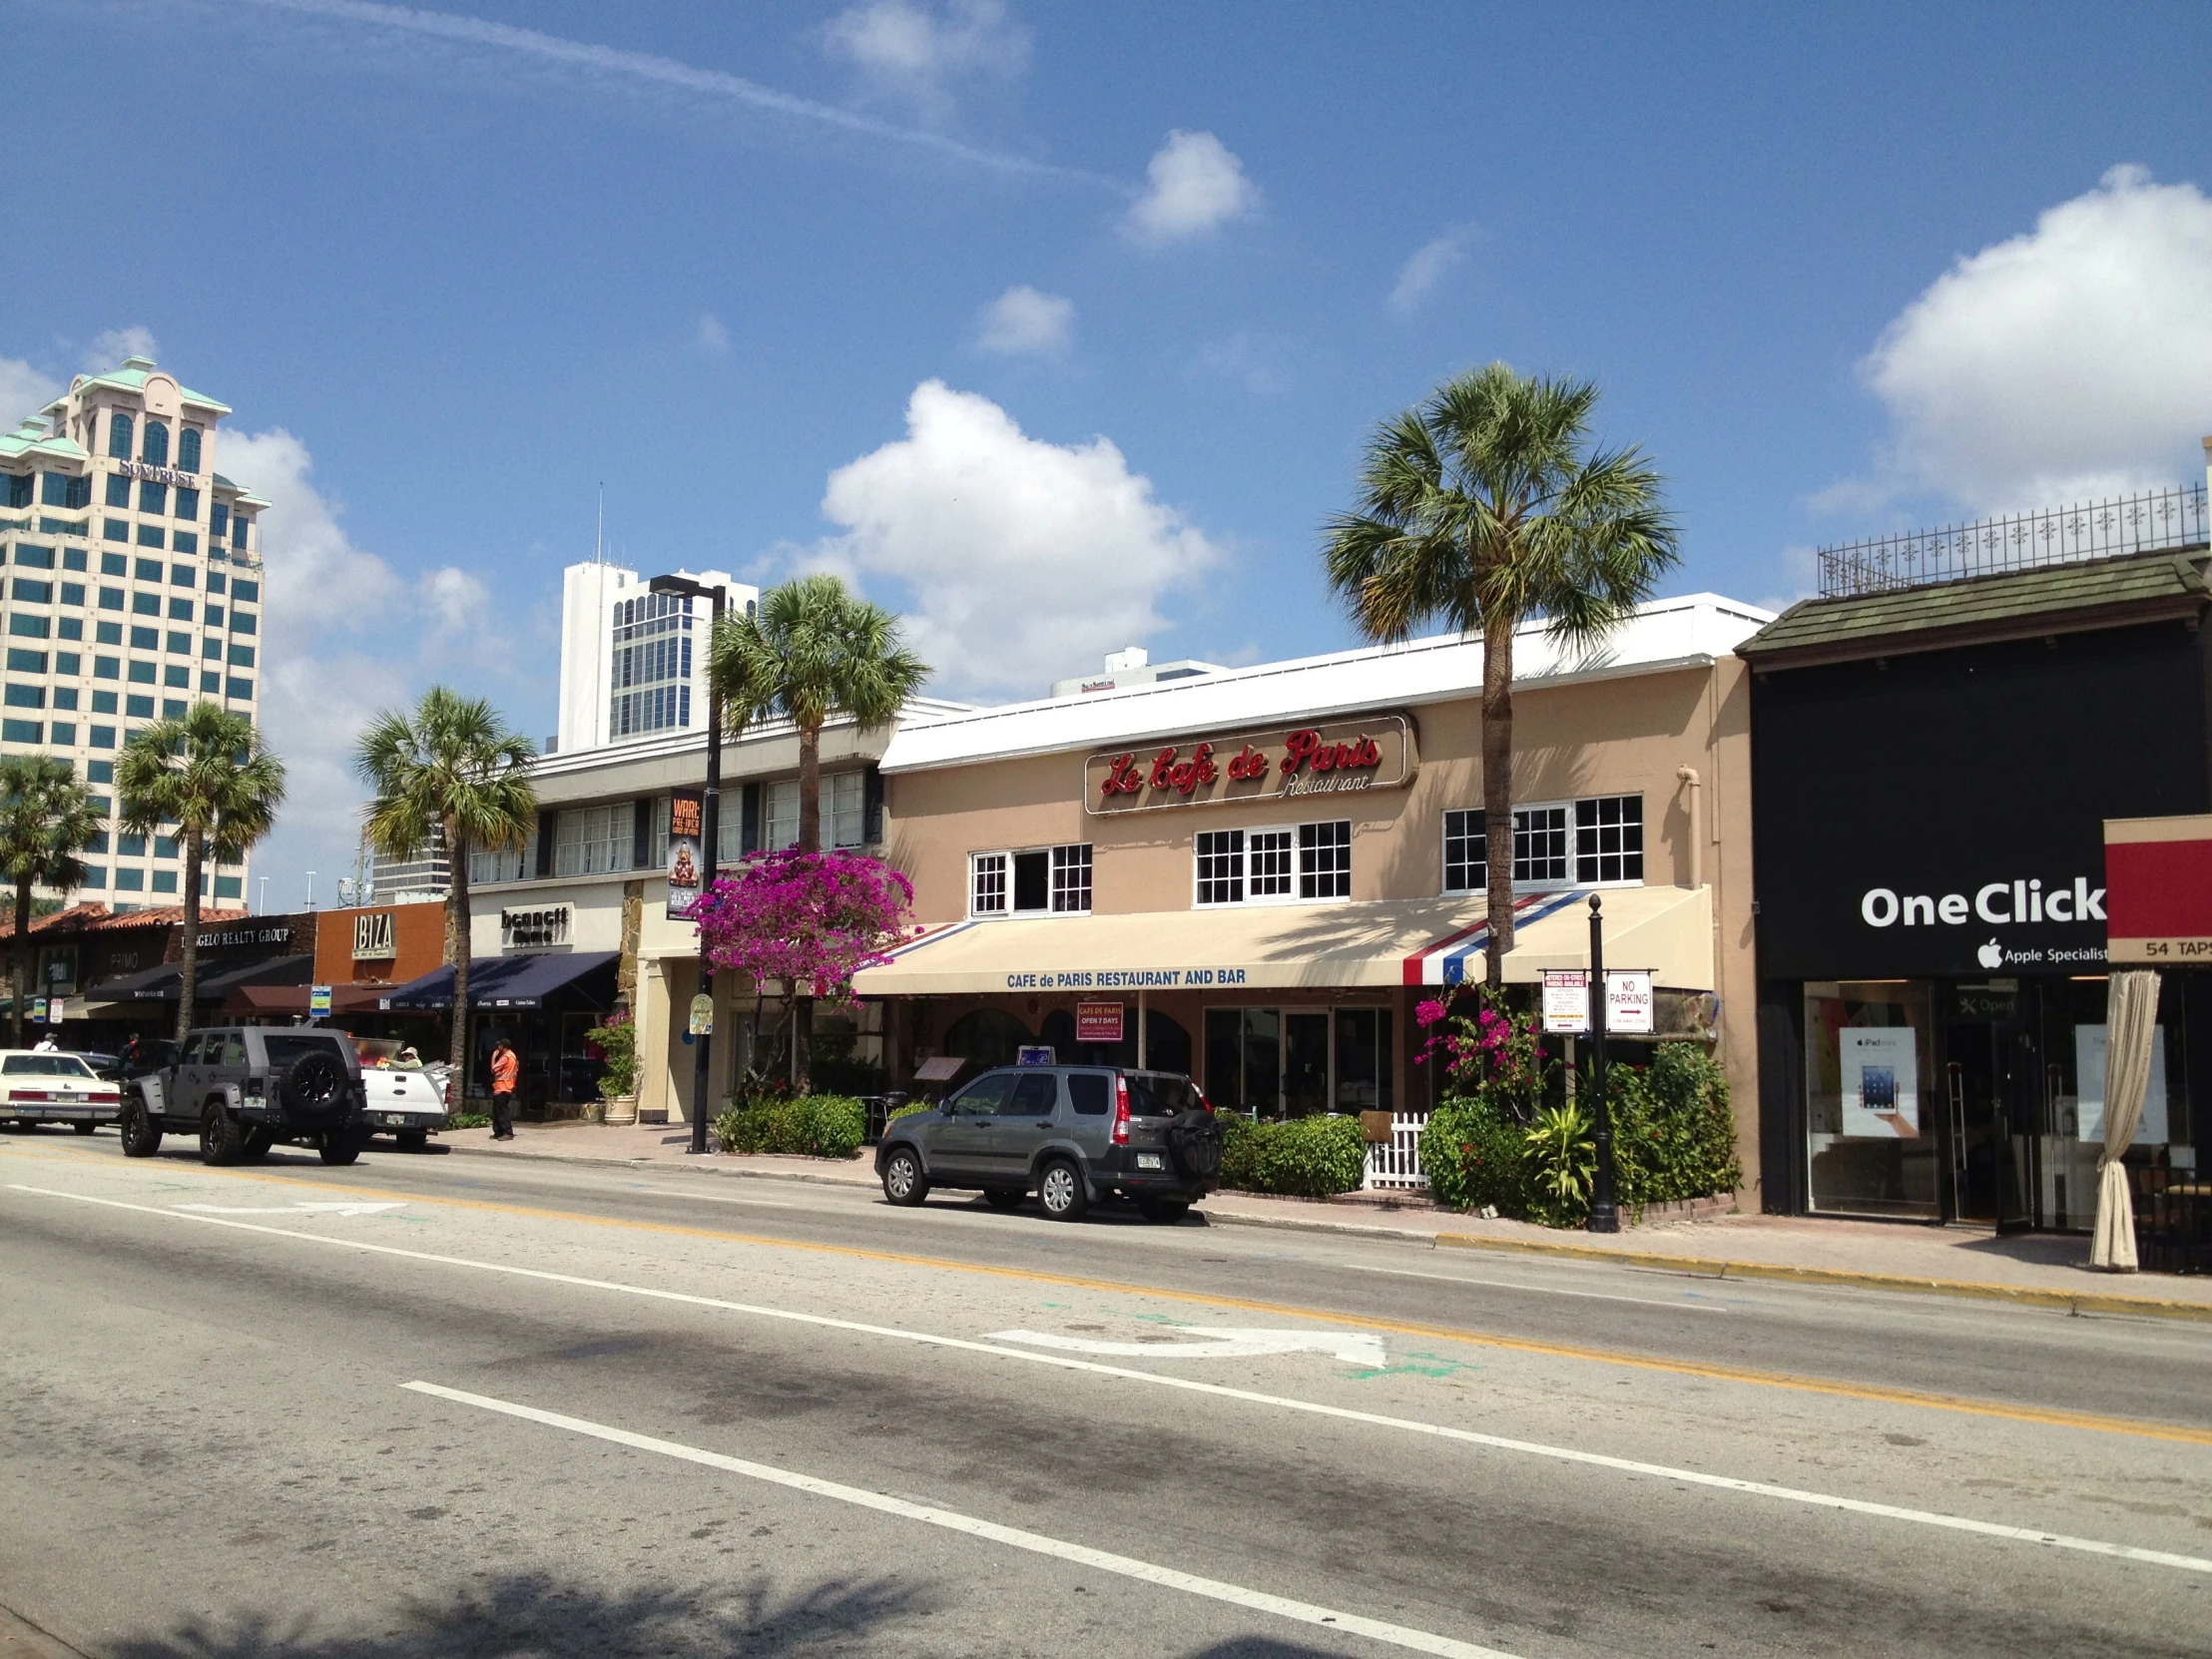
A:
[377, 951, 619, 1012]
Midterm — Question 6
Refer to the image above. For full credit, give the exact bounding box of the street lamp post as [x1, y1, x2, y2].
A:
[1586, 894, 1620, 1233]
[650, 576, 727, 1157]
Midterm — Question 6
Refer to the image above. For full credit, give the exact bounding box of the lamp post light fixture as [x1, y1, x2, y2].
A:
[1585, 894, 1621, 1233]
[649, 574, 728, 1157]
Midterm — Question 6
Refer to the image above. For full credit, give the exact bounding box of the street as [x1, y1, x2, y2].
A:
[3, 1133, 2209, 1658]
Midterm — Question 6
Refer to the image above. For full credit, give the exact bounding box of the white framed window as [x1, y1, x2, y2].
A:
[1442, 794, 1645, 893]
[1197, 822, 1351, 906]
[553, 803, 630, 876]
[970, 843, 1091, 917]
[759, 773, 866, 853]
[468, 830, 537, 886]
[766, 779, 800, 851]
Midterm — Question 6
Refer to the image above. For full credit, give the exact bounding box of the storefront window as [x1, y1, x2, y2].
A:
[1203, 1005, 1392, 1120]
[1805, 981, 1940, 1220]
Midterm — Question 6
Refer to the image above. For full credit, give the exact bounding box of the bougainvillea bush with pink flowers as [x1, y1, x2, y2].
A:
[692, 848, 915, 997]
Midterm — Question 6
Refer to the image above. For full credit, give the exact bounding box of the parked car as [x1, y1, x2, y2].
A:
[121, 1026, 369, 1166]
[344, 1035, 448, 1151]
[0, 1051, 122, 1134]
[874, 1065, 1222, 1222]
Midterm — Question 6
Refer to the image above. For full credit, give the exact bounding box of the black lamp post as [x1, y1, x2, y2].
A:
[1586, 894, 1620, 1233]
[650, 575, 726, 1156]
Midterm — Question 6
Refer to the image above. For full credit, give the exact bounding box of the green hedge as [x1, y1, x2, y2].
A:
[1217, 1112, 1368, 1198]
[712, 1094, 867, 1159]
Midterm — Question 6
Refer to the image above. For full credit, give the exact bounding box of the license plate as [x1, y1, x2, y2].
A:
[1136, 1152, 1164, 1170]
[378, 1113, 411, 1127]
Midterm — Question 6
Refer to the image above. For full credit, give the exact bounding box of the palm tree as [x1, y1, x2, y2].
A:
[1325, 363, 1678, 987]
[0, 757, 104, 1047]
[354, 688, 538, 1081]
[707, 574, 928, 1086]
[115, 703, 286, 1038]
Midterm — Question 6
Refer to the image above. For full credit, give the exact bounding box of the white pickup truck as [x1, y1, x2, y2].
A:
[346, 1036, 450, 1151]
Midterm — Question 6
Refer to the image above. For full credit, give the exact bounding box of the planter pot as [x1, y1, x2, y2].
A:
[603, 1093, 639, 1127]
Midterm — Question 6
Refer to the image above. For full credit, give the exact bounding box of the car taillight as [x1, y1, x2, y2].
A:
[1112, 1075, 1131, 1145]
[7, 1089, 51, 1103]
[88, 1090, 119, 1103]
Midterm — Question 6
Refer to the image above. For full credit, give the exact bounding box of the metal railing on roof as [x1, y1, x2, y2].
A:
[1817, 482, 2208, 599]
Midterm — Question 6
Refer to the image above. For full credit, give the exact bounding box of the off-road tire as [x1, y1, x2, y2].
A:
[317, 1128, 363, 1167]
[880, 1147, 928, 1207]
[276, 1050, 348, 1118]
[1037, 1158, 1088, 1222]
[241, 1126, 276, 1161]
[200, 1102, 246, 1167]
[120, 1097, 162, 1158]
[1139, 1199, 1191, 1224]
[395, 1129, 428, 1152]
[982, 1188, 1025, 1211]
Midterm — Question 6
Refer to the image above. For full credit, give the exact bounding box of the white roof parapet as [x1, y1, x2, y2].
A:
[880, 593, 1774, 775]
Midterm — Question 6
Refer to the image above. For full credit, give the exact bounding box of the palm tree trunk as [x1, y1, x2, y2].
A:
[11, 877, 30, 1049]
[176, 832, 204, 1039]
[447, 821, 472, 1085]
[1482, 612, 1515, 990]
[794, 722, 822, 1093]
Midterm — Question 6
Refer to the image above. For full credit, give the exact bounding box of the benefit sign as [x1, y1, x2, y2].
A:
[1083, 715, 1415, 817]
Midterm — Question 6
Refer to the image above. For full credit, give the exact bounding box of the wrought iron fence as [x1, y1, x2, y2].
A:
[1818, 482, 2208, 599]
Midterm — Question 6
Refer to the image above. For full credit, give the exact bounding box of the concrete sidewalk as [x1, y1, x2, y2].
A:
[436, 1119, 2212, 1319]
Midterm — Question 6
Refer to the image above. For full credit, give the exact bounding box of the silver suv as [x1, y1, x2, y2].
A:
[122, 1025, 370, 1167]
[874, 1066, 1223, 1223]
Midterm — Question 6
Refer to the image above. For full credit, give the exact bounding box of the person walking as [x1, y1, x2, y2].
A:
[489, 1034, 519, 1141]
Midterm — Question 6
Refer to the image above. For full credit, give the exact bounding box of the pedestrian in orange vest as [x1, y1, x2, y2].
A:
[489, 1035, 520, 1140]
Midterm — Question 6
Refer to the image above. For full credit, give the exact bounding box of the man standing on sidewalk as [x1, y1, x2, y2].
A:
[489, 1035, 519, 1141]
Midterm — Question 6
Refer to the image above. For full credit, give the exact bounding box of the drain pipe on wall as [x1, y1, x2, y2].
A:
[1677, 766, 1703, 890]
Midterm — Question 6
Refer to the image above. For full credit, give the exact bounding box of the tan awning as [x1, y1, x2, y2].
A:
[852, 885, 1713, 998]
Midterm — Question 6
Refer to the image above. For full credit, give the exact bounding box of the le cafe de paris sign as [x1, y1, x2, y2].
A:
[1084, 715, 1417, 815]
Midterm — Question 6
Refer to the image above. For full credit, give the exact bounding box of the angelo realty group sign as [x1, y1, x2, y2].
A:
[1083, 715, 1415, 816]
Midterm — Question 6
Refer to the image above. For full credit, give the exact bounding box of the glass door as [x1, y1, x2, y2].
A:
[1284, 1013, 1330, 1116]
[1941, 983, 2031, 1227]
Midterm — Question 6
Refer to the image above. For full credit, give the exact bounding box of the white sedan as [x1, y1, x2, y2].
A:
[0, 1051, 123, 1133]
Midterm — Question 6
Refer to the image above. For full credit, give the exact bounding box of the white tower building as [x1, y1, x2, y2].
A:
[555, 560, 756, 756]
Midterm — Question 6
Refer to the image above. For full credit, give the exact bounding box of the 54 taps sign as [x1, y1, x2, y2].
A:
[1084, 715, 1415, 816]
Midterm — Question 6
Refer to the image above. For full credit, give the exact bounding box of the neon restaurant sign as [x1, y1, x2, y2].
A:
[1083, 715, 1416, 815]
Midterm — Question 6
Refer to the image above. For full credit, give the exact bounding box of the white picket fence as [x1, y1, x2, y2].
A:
[1363, 1111, 1429, 1191]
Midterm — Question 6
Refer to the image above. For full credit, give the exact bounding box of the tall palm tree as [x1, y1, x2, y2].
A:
[0, 757, 104, 1047]
[1325, 363, 1678, 986]
[354, 688, 538, 1081]
[707, 574, 928, 1086]
[116, 703, 286, 1037]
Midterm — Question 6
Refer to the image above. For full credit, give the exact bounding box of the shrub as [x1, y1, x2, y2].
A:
[887, 1100, 931, 1124]
[712, 1093, 867, 1159]
[1522, 1101, 1596, 1228]
[1420, 1094, 1533, 1215]
[1611, 1043, 1740, 1212]
[1216, 1112, 1367, 1198]
[444, 1111, 491, 1131]
[584, 1012, 637, 1100]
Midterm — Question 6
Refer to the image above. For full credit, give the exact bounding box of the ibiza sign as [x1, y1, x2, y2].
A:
[1084, 715, 1414, 816]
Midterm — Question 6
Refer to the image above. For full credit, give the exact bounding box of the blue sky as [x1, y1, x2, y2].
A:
[4, 0, 2209, 901]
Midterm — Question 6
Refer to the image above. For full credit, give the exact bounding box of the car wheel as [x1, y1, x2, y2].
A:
[1139, 1199, 1190, 1224]
[1037, 1159, 1088, 1222]
[318, 1129, 363, 1167]
[982, 1188, 1025, 1211]
[120, 1099, 162, 1158]
[395, 1129, 428, 1152]
[200, 1103, 245, 1167]
[880, 1147, 928, 1207]
[241, 1127, 276, 1162]
[72, 1121, 98, 1136]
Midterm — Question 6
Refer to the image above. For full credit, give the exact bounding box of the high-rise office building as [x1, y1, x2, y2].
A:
[0, 356, 266, 908]
[554, 560, 757, 756]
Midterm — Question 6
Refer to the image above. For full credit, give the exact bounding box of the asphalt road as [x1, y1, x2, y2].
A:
[3, 1130, 2210, 1659]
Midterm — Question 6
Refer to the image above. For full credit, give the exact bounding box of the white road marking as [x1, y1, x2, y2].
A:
[990, 1326, 1388, 1366]
[15, 1180, 2211, 1578]
[403, 1380, 1521, 1659]
[174, 1201, 407, 1217]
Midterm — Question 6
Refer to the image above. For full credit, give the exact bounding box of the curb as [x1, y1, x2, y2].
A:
[1431, 1231, 2212, 1323]
[441, 1138, 882, 1191]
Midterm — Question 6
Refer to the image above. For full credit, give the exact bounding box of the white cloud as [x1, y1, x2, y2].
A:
[823, 0, 1028, 117]
[813, 380, 1223, 699]
[83, 326, 159, 372]
[976, 284, 1073, 355]
[0, 356, 61, 429]
[1125, 130, 1259, 244]
[219, 427, 531, 906]
[1836, 164, 2212, 513]
[694, 312, 731, 354]
[1389, 229, 1471, 313]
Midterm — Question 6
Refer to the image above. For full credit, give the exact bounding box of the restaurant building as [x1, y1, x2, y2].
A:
[1743, 478, 2212, 1229]
[854, 595, 1770, 1197]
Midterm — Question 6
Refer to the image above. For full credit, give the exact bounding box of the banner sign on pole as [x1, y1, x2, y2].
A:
[1541, 970, 1589, 1033]
[309, 984, 333, 1017]
[1605, 970, 1655, 1034]
[1075, 1001, 1126, 1043]
[666, 791, 706, 920]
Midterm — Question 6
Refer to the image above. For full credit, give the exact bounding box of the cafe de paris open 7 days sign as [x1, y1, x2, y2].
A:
[1083, 715, 1416, 816]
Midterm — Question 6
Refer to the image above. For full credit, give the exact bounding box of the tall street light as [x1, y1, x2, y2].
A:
[650, 575, 726, 1156]
[1586, 894, 1621, 1233]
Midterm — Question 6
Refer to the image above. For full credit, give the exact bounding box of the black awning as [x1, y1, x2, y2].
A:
[378, 951, 620, 1012]
[198, 953, 315, 998]
[84, 961, 184, 1002]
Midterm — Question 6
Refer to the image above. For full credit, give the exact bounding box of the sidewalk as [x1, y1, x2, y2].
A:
[437, 1120, 2212, 1319]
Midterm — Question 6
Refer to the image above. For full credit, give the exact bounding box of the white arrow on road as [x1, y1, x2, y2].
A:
[986, 1326, 1386, 1367]
[174, 1201, 407, 1217]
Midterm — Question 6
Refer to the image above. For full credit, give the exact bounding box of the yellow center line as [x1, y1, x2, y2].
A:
[10, 1143, 2211, 1447]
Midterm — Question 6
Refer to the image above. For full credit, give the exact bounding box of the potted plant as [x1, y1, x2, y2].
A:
[585, 1010, 639, 1126]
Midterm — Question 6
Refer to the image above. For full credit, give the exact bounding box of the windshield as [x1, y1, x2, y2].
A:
[2, 1054, 96, 1077]
[263, 1034, 351, 1069]
[1126, 1073, 1203, 1116]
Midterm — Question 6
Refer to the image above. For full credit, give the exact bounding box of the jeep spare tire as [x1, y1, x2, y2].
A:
[276, 1050, 348, 1117]
[1166, 1110, 1223, 1181]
